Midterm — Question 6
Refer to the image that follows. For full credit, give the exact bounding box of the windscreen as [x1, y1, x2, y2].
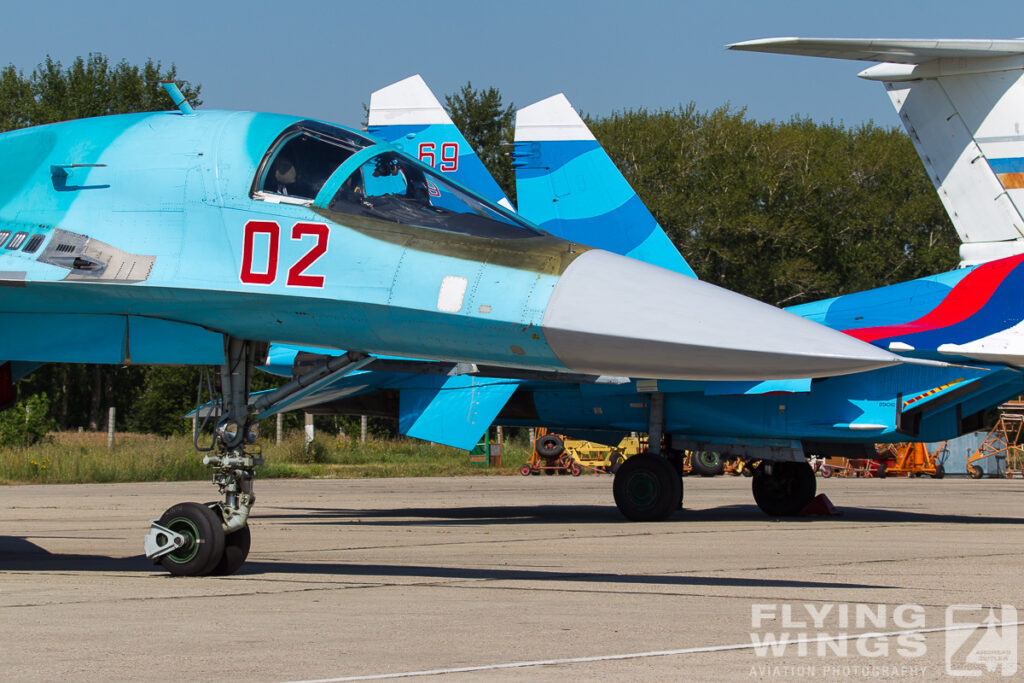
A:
[327, 152, 540, 239]
[257, 121, 375, 200]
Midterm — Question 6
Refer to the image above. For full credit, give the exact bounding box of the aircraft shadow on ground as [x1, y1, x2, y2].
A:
[0, 535, 887, 590]
[1, 504, 1017, 579]
[258, 503, 1024, 527]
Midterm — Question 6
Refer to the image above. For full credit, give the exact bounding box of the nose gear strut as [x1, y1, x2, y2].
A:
[143, 336, 369, 576]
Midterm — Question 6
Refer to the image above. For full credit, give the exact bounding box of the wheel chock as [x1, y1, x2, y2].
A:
[799, 494, 842, 517]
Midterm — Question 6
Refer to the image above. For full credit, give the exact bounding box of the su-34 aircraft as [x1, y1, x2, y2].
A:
[260, 53, 1024, 525]
[0, 83, 905, 576]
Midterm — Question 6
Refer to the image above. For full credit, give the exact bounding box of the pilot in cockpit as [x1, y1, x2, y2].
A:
[271, 156, 298, 195]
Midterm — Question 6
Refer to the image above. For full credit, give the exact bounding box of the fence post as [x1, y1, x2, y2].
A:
[304, 413, 314, 451]
[360, 415, 367, 443]
[276, 412, 283, 445]
[107, 407, 116, 449]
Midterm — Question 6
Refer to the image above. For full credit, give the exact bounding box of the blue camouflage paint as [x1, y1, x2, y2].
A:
[371, 123, 512, 207]
[514, 139, 696, 277]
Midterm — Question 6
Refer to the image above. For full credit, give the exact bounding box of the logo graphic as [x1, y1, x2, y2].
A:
[946, 605, 1018, 677]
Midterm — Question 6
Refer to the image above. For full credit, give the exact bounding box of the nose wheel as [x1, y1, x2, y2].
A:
[150, 502, 226, 576]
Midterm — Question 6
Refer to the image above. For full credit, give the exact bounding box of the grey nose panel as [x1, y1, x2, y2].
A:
[541, 250, 902, 380]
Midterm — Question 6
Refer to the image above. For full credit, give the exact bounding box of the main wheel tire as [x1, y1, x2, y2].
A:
[752, 461, 816, 517]
[157, 502, 226, 577]
[613, 453, 682, 522]
[609, 452, 625, 474]
[931, 464, 945, 479]
[691, 451, 724, 477]
[967, 464, 984, 479]
[536, 434, 565, 458]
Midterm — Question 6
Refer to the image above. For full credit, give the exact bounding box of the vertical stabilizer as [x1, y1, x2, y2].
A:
[368, 75, 513, 209]
[729, 38, 1024, 266]
[513, 94, 696, 277]
[871, 62, 1024, 265]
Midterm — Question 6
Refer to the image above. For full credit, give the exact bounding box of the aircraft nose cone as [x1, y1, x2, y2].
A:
[542, 250, 902, 380]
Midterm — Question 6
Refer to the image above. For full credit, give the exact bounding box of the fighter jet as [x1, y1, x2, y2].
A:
[265, 72, 1024, 524]
[0, 83, 904, 576]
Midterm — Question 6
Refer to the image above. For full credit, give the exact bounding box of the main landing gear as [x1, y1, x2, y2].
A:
[612, 392, 682, 521]
[142, 337, 370, 576]
[751, 460, 816, 517]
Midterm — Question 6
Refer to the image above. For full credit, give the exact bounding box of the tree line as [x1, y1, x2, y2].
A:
[0, 56, 958, 440]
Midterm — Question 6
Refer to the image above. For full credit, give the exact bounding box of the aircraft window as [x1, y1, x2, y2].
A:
[0, 231, 9, 247]
[22, 234, 44, 253]
[256, 121, 374, 201]
[5, 232, 27, 250]
[326, 152, 541, 239]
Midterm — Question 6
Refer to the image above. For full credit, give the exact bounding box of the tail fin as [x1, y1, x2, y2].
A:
[368, 74, 513, 209]
[513, 94, 696, 277]
[729, 37, 1024, 266]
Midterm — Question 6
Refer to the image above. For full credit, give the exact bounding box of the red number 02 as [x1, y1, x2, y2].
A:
[240, 220, 329, 287]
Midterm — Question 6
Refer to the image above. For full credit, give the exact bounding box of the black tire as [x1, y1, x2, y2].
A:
[752, 461, 816, 517]
[967, 463, 984, 479]
[876, 461, 887, 479]
[157, 502, 225, 577]
[205, 503, 252, 576]
[691, 451, 724, 477]
[609, 452, 625, 474]
[613, 453, 682, 522]
[536, 434, 565, 458]
[741, 464, 754, 477]
[212, 526, 251, 576]
[931, 464, 945, 479]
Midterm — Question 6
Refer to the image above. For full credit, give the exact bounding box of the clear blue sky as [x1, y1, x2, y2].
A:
[1, 0, 1019, 129]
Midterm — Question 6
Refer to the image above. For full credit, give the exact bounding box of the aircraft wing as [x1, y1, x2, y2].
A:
[727, 37, 1024, 63]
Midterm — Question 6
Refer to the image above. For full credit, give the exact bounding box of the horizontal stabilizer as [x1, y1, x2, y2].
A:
[727, 37, 1024, 64]
[514, 94, 696, 277]
[400, 375, 518, 450]
[368, 75, 512, 208]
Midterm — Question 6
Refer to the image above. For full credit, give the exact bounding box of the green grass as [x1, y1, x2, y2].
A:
[0, 431, 535, 484]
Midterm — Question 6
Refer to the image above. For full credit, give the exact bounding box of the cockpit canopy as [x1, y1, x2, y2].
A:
[326, 152, 539, 239]
[253, 120, 541, 240]
[254, 121, 374, 201]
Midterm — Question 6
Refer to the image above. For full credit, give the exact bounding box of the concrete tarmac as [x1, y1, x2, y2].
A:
[1, 475, 1023, 681]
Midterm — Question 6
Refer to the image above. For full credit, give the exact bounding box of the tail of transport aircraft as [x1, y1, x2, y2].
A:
[367, 74, 514, 209]
[729, 38, 1024, 267]
[513, 94, 697, 277]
